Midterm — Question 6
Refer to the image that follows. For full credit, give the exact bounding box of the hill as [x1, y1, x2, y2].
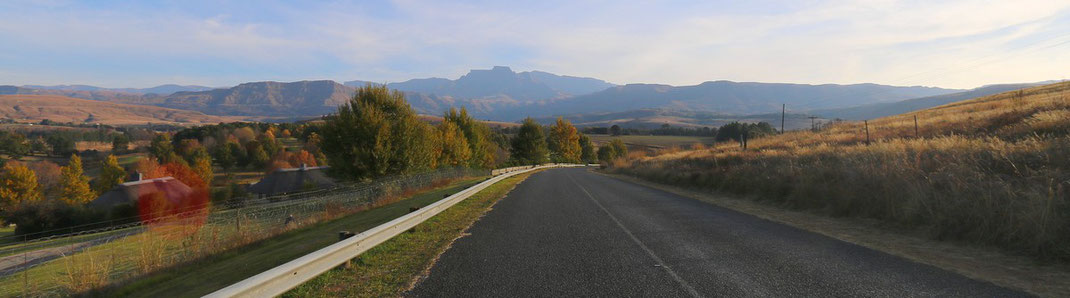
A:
[534, 108, 816, 130]
[150, 80, 355, 116]
[610, 81, 1070, 263]
[813, 83, 1044, 120]
[493, 81, 959, 121]
[0, 94, 236, 125]
[386, 66, 615, 101]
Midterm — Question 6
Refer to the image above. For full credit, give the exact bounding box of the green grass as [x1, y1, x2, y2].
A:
[284, 171, 536, 297]
[104, 178, 485, 297]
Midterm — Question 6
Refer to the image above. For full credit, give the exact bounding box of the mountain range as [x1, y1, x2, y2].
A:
[3, 67, 1047, 128]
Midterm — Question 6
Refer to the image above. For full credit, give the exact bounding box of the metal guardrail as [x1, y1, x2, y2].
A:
[207, 163, 587, 298]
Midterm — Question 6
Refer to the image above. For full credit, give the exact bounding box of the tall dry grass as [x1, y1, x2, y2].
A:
[613, 82, 1070, 260]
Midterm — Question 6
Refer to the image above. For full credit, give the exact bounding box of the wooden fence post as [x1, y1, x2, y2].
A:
[914, 115, 919, 138]
[864, 120, 871, 146]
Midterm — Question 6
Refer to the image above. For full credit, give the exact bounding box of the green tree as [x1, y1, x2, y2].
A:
[59, 154, 95, 205]
[213, 142, 237, 172]
[548, 117, 582, 163]
[0, 131, 30, 159]
[433, 120, 472, 168]
[46, 135, 75, 156]
[579, 134, 595, 163]
[95, 154, 126, 193]
[246, 141, 270, 170]
[610, 124, 622, 136]
[111, 134, 130, 153]
[320, 85, 433, 180]
[510, 118, 548, 165]
[0, 163, 42, 212]
[598, 138, 629, 163]
[149, 134, 178, 163]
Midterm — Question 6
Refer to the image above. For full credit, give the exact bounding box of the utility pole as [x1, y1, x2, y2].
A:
[781, 104, 786, 133]
[864, 120, 871, 146]
[807, 116, 819, 131]
[914, 115, 919, 138]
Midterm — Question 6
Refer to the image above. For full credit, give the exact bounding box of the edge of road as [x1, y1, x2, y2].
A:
[593, 168, 1070, 297]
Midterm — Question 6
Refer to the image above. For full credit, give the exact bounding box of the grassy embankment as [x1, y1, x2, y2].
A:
[0, 175, 482, 296]
[284, 171, 536, 297]
[611, 82, 1070, 261]
[106, 177, 484, 297]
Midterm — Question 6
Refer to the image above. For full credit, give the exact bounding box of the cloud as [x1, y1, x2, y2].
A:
[0, 0, 1068, 88]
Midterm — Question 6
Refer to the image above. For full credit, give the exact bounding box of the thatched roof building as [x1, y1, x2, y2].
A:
[248, 164, 336, 196]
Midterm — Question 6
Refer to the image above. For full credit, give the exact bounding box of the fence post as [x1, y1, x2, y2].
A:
[914, 115, 919, 138]
[864, 120, 871, 146]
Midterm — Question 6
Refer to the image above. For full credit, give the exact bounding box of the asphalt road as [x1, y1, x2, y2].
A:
[409, 168, 1027, 297]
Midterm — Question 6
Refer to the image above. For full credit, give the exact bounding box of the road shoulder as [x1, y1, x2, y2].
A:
[597, 170, 1070, 297]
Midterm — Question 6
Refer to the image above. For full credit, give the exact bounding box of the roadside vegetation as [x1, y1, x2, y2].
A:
[609, 81, 1070, 261]
[285, 171, 537, 297]
[106, 178, 482, 297]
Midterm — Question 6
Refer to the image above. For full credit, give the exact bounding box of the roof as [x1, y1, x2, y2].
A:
[248, 165, 337, 195]
[89, 177, 193, 209]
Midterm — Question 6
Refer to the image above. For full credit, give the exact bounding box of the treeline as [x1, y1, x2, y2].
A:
[319, 86, 620, 181]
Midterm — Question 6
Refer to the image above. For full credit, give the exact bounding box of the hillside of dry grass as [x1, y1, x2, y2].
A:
[611, 81, 1070, 261]
[0, 94, 240, 125]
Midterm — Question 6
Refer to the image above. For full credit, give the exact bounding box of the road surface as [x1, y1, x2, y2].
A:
[409, 168, 1026, 297]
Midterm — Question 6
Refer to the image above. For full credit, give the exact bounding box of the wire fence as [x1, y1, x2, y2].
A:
[0, 167, 487, 297]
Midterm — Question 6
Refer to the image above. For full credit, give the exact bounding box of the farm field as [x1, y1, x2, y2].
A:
[587, 134, 714, 151]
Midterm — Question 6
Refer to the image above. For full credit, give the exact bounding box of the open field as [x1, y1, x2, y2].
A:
[109, 178, 483, 297]
[611, 81, 1070, 261]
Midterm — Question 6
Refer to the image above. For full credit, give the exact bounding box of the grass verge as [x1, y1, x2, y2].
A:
[600, 171, 1070, 297]
[283, 171, 536, 297]
[102, 178, 484, 297]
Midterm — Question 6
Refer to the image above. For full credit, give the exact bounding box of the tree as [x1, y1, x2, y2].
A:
[444, 108, 494, 168]
[610, 125, 622, 136]
[25, 161, 61, 198]
[320, 85, 433, 180]
[548, 117, 582, 163]
[609, 139, 628, 159]
[112, 134, 130, 153]
[0, 131, 30, 159]
[46, 134, 75, 156]
[213, 143, 236, 173]
[579, 134, 595, 163]
[598, 138, 629, 163]
[715, 122, 776, 143]
[191, 154, 213, 187]
[0, 163, 42, 212]
[149, 134, 178, 163]
[510, 118, 548, 165]
[95, 155, 126, 193]
[246, 142, 270, 170]
[59, 154, 95, 205]
[433, 120, 472, 168]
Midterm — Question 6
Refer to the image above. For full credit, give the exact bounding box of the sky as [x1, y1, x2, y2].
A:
[1, 0, 1068, 89]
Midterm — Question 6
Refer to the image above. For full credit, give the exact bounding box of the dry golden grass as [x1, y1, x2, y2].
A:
[613, 81, 1070, 261]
